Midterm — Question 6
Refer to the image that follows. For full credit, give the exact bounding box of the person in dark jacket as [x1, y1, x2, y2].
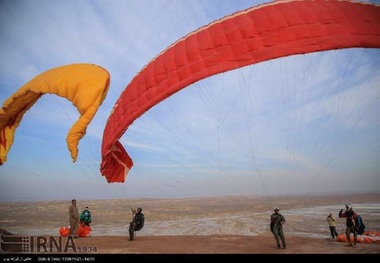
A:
[339, 204, 358, 247]
[270, 207, 286, 249]
[129, 207, 145, 241]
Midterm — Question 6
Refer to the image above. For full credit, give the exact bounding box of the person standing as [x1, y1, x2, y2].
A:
[326, 213, 339, 238]
[270, 207, 286, 249]
[129, 207, 145, 241]
[339, 204, 358, 247]
[68, 199, 79, 238]
[80, 205, 92, 226]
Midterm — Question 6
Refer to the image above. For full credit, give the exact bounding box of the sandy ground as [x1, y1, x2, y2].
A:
[1, 194, 380, 257]
[1, 232, 379, 261]
[1, 230, 379, 257]
[68, 234, 380, 254]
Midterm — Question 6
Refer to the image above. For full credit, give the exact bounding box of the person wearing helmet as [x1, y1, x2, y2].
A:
[80, 205, 92, 226]
[339, 204, 358, 247]
[129, 207, 145, 241]
[270, 207, 286, 249]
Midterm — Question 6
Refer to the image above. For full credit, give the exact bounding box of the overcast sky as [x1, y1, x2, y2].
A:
[1, 0, 379, 202]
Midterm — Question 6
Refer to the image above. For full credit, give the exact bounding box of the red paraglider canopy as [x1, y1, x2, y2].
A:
[101, 0, 380, 183]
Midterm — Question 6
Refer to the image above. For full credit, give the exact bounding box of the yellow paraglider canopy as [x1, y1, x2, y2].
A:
[0, 63, 110, 165]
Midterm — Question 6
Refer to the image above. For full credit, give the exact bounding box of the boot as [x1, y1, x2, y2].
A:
[129, 230, 134, 241]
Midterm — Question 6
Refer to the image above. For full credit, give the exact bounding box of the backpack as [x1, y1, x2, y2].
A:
[356, 214, 366, 235]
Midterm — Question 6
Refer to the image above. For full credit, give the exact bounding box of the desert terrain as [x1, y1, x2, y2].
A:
[1, 193, 380, 257]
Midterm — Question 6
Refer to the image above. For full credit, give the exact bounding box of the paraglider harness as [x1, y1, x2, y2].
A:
[356, 214, 366, 235]
[270, 214, 283, 233]
[128, 208, 145, 241]
[339, 207, 365, 234]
